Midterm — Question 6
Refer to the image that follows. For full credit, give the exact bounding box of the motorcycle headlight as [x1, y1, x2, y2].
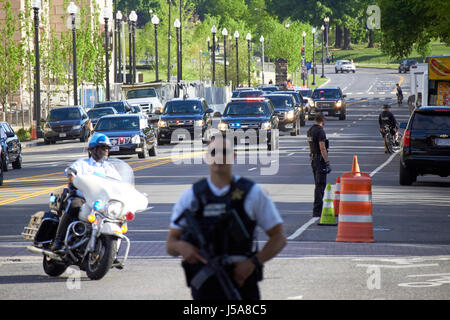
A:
[158, 120, 168, 128]
[106, 200, 124, 219]
[72, 125, 81, 130]
[131, 134, 141, 144]
[261, 122, 271, 130]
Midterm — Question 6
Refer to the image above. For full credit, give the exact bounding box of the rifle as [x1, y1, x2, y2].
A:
[176, 209, 243, 300]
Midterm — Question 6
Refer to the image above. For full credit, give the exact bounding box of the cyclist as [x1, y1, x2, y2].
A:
[378, 104, 399, 152]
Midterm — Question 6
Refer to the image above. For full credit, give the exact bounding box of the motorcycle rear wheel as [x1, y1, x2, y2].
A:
[43, 256, 67, 277]
[86, 235, 117, 280]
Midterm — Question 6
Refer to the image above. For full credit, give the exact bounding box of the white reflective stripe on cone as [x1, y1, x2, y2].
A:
[340, 194, 372, 202]
[334, 194, 340, 200]
[338, 215, 373, 223]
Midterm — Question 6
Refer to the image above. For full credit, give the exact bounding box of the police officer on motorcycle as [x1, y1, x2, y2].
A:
[307, 112, 331, 217]
[166, 135, 286, 300]
[51, 133, 120, 252]
[378, 104, 399, 152]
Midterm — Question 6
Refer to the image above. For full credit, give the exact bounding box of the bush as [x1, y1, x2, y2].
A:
[16, 127, 31, 141]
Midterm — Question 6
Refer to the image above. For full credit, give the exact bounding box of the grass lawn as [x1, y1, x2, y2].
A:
[328, 41, 450, 69]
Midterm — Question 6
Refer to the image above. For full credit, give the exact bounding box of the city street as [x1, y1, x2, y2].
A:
[1, 67, 449, 300]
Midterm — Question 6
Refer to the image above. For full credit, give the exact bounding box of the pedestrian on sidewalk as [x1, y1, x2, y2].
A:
[307, 113, 331, 217]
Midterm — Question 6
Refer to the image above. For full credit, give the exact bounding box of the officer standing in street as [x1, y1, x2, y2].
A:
[307, 113, 331, 217]
[166, 135, 286, 300]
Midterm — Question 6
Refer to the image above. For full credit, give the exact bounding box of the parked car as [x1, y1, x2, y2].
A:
[43, 106, 91, 144]
[93, 100, 132, 114]
[398, 59, 418, 73]
[94, 114, 157, 158]
[399, 106, 450, 185]
[264, 94, 301, 136]
[335, 60, 356, 73]
[0, 121, 22, 171]
[310, 88, 347, 120]
[218, 97, 279, 150]
[87, 107, 118, 129]
[157, 98, 214, 145]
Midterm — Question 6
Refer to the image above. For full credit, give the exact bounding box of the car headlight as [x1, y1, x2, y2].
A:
[194, 120, 204, 127]
[286, 110, 295, 120]
[261, 122, 271, 130]
[158, 120, 168, 128]
[335, 100, 342, 108]
[106, 200, 124, 219]
[310, 101, 315, 107]
[218, 122, 228, 131]
[131, 134, 141, 144]
[72, 125, 81, 130]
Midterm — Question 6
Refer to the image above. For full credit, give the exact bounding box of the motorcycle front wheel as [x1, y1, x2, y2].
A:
[43, 256, 67, 277]
[86, 235, 117, 280]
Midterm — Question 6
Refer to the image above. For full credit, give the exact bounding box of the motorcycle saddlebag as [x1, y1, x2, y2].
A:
[33, 211, 59, 245]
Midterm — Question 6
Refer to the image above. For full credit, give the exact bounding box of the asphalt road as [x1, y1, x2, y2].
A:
[1, 66, 449, 300]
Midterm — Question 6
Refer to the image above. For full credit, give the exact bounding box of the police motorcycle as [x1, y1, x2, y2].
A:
[23, 158, 148, 280]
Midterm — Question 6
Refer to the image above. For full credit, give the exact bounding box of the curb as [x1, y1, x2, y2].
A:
[21, 139, 44, 149]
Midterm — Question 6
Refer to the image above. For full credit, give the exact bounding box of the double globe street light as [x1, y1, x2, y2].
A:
[222, 28, 228, 85]
[67, 1, 78, 105]
[31, 0, 43, 139]
[151, 14, 160, 82]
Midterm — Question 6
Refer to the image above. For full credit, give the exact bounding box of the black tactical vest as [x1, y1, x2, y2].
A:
[182, 177, 256, 257]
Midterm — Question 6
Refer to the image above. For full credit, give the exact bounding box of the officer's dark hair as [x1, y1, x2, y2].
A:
[315, 112, 326, 124]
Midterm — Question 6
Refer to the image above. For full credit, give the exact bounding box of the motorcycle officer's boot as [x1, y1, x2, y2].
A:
[51, 213, 72, 252]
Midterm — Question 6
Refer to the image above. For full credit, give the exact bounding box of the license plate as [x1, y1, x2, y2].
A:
[59, 133, 66, 137]
[435, 138, 450, 146]
[177, 134, 186, 139]
[322, 111, 328, 116]
[285, 123, 293, 128]
[110, 146, 119, 152]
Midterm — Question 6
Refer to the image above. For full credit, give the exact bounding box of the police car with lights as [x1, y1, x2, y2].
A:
[218, 97, 279, 151]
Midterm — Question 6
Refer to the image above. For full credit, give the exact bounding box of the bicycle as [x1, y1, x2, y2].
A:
[382, 124, 395, 154]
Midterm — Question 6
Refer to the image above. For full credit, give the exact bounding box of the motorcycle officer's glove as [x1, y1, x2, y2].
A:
[322, 161, 332, 174]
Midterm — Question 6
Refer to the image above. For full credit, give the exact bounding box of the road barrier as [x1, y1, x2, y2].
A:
[318, 183, 337, 226]
[336, 156, 374, 242]
[333, 176, 341, 216]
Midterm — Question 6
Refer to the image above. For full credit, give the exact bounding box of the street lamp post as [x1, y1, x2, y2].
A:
[234, 31, 239, 88]
[312, 27, 316, 85]
[116, 11, 122, 83]
[174, 18, 181, 97]
[321, 25, 325, 78]
[302, 31, 306, 87]
[152, 14, 160, 82]
[211, 25, 217, 85]
[129, 11, 137, 84]
[103, 7, 111, 101]
[246, 33, 251, 87]
[167, 0, 172, 81]
[324, 17, 330, 62]
[32, 0, 42, 138]
[179, 0, 182, 80]
[260, 35, 264, 85]
[222, 28, 228, 86]
[67, 2, 78, 105]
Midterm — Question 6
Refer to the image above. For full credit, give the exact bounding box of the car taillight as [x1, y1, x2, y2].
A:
[403, 129, 411, 147]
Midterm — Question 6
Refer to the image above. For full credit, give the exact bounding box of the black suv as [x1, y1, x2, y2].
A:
[94, 101, 132, 114]
[399, 106, 450, 185]
[264, 94, 301, 136]
[0, 121, 22, 171]
[311, 88, 346, 120]
[43, 106, 91, 144]
[398, 59, 418, 73]
[157, 98, 214, 145]
[274, 91, 306, 126]
[218, 97, 279, 150]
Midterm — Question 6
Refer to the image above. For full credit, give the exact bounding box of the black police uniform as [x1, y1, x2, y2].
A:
[378, 110, 398, 135]
[307, 124, 329, 217]
[179, 177, 262, 300]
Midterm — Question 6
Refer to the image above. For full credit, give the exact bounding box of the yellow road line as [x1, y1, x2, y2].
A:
[0, 184, 66, 206]
[391, 75, 404, 93]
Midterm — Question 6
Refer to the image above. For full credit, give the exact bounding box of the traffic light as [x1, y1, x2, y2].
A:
[301, 46, 305, 57]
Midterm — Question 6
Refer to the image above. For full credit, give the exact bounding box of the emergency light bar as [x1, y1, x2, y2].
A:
[231, 97, 266, 102]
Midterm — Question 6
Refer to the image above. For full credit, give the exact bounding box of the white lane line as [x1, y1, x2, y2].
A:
[287, 152, 295, 157]
[369, 150, 400, 177]
[287, 217, 319, 240]
[248, 167, 257, 171]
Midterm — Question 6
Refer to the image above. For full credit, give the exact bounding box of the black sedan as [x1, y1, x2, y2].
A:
[273, 91, 307, 126]
[0, 121, 22, 171]
[94, 114, 157, 158]
[93, 100, 132, 114]
[43, 106, 91, 144]
[87, 107, 118, 129]
[264, 94, 301, 136]
[218, 97, 279, 150]
[157, 98, 214, 145]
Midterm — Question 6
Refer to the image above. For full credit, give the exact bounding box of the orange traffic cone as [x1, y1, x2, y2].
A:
[333, 176, 341, 216]
[31, 120, 37, 140]
[352, 155, 361, 177]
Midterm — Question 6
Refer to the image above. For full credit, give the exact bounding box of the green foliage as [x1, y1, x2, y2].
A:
[16, 127, 31, 141]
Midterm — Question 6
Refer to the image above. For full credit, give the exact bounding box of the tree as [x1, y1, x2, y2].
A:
[0, 0, 25, 112]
